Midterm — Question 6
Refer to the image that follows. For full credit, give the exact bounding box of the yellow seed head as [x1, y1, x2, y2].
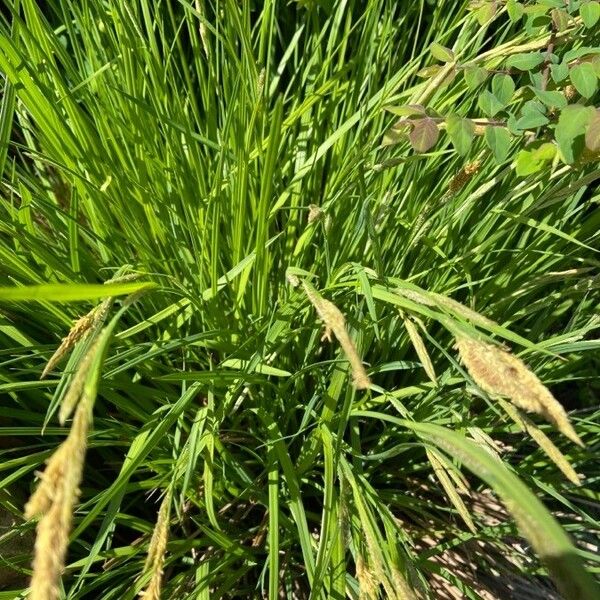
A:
[42, 298, 111, 380]
[308, 204, 323, 224]
[302, 282, 371, 389]
[25, 400, 90, 600]
[140, 491, 172, 599]
[41, 312, 94, 379]
[59, 339, 99, 425]
[456, 336, 582, 446]
[355, 554, 378, 600]
[403, 317, 437, 385]
[448, 160, 481, 195]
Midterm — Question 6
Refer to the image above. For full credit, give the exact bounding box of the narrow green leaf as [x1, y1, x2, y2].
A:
[0, 282, 157, 302]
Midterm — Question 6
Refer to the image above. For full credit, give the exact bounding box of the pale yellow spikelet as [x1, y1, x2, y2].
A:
[355, 554, 378, 600]
[58, 338, 100, 425]
[430, 293, 497, 329]
[25, 400, 91, 600]
[302, 282, 371, 389]
[396, 287, 497, 329]
[448, 160, 482, 195]
[256, 67, 265, 97]
[24, 443, 69, 520]
[396, 287, 436, 307]
[564, 84, 576, 101]
[41, 297, 112, 380]
[467, 426, 504, 461]
[140, 490, 172, 600]
[402, 316, 437, 385]
[41, 312, 95, 379]
[426, 448, 476, 533]
[194, 0, 210, 57]
[497, 398, 581, 485]
[456, 336, 583, 446]
[389, 564, 418, 600]
[308, 204, 323, 224]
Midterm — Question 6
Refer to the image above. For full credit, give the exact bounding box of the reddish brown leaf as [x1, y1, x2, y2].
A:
[409, 118, 440, 153]
[585, 109, 600, 152]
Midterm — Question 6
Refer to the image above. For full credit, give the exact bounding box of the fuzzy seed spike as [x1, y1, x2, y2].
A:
[456, 336, 583, 446]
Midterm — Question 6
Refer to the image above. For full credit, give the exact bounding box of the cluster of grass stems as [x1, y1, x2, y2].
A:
[0, 1, 599, 599]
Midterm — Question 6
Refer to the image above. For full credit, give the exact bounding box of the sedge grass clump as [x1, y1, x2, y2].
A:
[0, 1, 599, 599]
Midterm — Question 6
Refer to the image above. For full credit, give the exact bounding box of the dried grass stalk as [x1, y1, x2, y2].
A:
[302, 282, 370, 389]
[456, 336, 583, 446]
[24, 399, 91, 600]
[140, 490, 172, 599]
[194, 0, 210, 57]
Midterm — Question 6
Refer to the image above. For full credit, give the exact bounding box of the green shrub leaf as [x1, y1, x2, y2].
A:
[506, 52, 545, 71]
[533, 88, 568, 109]
[478, 89, 505, 117]
[569, 62, 598, 98]
[585, 109, 600, 151]
[580, 1, 600, 28]
[515, 143, 556, 176]
[551, 8, 570, 31]
[515, 101, 549, 130]
[485, 126, 511, 164]
[430, 43, 454, 62]
[507, 0, 524, 22]
[555, 104, 596, 163]
[446, 114, 475, 155]
[409, 118, 440, 152]
[464, 65, 488, 89]
[384, 104, 425, 117]
[491, 74, 515, 107]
